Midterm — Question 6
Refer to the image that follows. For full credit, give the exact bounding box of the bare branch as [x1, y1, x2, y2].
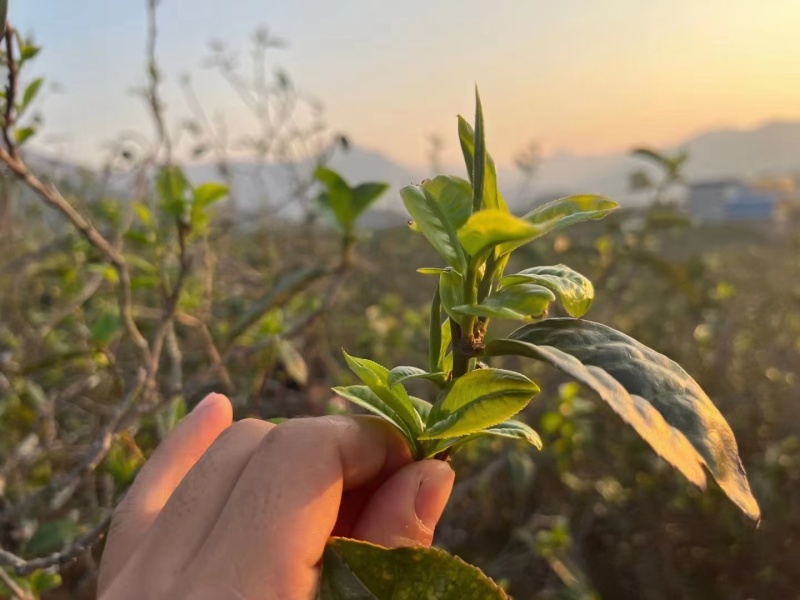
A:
[0, 513, 111, 577]
[2, 23, 18, 158]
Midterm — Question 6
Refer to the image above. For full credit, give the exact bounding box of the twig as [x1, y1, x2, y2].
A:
[2, 23, 18, 159]
[0, 514, 112, 577]
[0, 566, 32, 600]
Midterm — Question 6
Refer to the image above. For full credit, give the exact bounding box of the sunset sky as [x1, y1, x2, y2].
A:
[14, 0, 800, 168]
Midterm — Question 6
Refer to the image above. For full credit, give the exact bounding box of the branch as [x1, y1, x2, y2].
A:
[0, 566, 33, 600]
[0, 513, 111, 577]
[2, 23, 18, 158]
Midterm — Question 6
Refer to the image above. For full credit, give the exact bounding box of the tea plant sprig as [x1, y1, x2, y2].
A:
[322, 88, 759, 599]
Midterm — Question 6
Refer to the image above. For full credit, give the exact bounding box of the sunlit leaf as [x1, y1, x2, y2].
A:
[387, 366, 447, 390]
[500, 264, 594, 318]
[343, 352, 424, 435]
[422, 368, 539, 439]
[457, 210, 540, 259]
[438, 269, 467, 323]
[321, 537, 508, 599]
[332, 385, 416, 447]
[456, 283, 554, 321]
[501, 319, 760, 520]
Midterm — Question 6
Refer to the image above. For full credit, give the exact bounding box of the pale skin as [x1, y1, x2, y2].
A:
[98, 393, 455, 599]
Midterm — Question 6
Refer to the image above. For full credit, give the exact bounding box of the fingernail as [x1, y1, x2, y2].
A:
[191, 393, 220, 414]
[415, 461, 455, 530]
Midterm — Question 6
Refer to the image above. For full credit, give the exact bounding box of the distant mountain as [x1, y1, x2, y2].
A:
[26, 120, 800, 224]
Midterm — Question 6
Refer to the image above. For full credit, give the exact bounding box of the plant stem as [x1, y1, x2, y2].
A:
[450, 319, 470, 378]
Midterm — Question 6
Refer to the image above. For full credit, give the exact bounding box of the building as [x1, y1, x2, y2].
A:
[688, 179, 780, 223]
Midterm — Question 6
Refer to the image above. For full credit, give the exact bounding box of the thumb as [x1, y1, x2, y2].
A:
[351, 460, 454, 548]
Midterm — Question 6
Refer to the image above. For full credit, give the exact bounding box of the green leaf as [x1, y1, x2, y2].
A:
[410, 396, 433, 422]
[500, 264, 594, 318]
[314, 167, 385, 232]
[417, 267, 449, 275]
[30, 570, 63, 594]
[438, 269, 466, 322]
[421, 368, 539, 439]
[321, 537, 509, 599]
[456, 283, 554, 321]
[521, 194, 618, 237]
[343, 352, 424, 435]
[14, 126, 35, 145]
[501, 319, 760, 520]
[20, 44, 42, 64]
[415, 175, 473, 232]
[401, 184, 468, 273]
[351, 182, 389, 221]
[457, 116, 508, 212]
[439, 419, 544, 455]
[472, 87, 486, 213]
[90, 310, 122, 345]
[457, 210, 541, 259]
[157, 166, 191, 221]
[439, 318, 453, 374]
[332, 385, 416, 446]
[24, 519, 81, 557]
[277, 339, 308, 386]
[21, 77, 44, 112]
[387, 366, 447, 390]
[193, 182, 228, 208]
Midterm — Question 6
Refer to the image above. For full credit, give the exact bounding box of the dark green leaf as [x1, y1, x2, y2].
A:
[21, 77, 44, 112]
[387, 366, 447, 390]
[500, 264, 594, 318]
[343, 352, 424, 435]
[321, 537, 508, 599]
[315, 167, 354, 230]
[24, 519, 81, 557]
[351, 182, 389, 221]
[456, 283, 554, 321]
[90, 310, 122, 345]
[422, 368, 539, 439]
[502, 319, 760, 519]
[401, 184, 468, 273]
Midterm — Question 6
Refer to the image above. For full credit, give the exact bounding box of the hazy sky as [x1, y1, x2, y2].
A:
[14, 0, 800, 169]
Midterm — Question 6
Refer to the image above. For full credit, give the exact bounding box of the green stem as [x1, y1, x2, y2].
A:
[450, 318, 470, 378]
[429, 286, 442, 373]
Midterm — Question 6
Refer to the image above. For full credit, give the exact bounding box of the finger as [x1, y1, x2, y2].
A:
[189, 416, 412, 599]
[351, 459, 454, 548]
[99, 393, 232, 593]
[138, 418, 275, 577]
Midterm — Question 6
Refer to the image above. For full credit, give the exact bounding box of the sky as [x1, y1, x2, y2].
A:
[13, 0, 800, 169]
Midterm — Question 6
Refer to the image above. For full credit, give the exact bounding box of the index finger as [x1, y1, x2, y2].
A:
[187, 416, 412, 599]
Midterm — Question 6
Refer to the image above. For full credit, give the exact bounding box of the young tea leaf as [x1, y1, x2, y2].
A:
[343, 352, 424, 435]
[351, 182, 389, 221]
[472, 87, 486, 213]
[438, 269, 467, 323]
[521, 194, 618, 236]
[387, 366, 447, 390]
[504, 319, 760, 520]
[422, 368, 539, 440]
[500, 264, 594, 318]
[332, 385, 417, 448]
[401, 185, 468, 273]
[21, 77, 44, 113]
[457, 210, 541, 259]
[456, 283, 554, 321]
[457, 116, 508, 212]
[321, 537, 509, 599]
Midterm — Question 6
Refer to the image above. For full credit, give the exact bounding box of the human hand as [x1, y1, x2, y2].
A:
[98, 393, 455, 599]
